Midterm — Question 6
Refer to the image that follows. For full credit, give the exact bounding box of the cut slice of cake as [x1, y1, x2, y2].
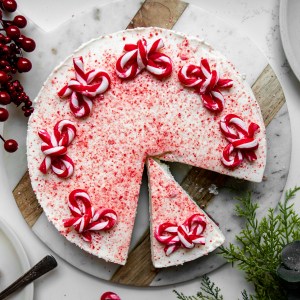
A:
[147, 158, 225, 268]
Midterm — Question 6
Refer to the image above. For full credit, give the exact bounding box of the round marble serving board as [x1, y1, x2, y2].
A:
[2, 0, 291, 287]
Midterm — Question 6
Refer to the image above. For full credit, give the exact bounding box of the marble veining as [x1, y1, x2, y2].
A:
[1, 1, 291, 287]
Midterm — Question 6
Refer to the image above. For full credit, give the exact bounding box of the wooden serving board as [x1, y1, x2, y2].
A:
[12, 0, 289, 287]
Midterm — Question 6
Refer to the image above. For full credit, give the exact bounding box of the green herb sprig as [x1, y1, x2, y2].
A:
[220, 186, 300, 299]
[173, 275, 224, 300]
[174, 186, 300, 300]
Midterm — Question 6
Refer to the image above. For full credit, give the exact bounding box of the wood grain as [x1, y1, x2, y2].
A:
[252, 64, 285, 126]
[13, 171, 43, 227]
[127, 0, 188, 29]
[12, 0, 287, 288]
[111, 232, 158, 286]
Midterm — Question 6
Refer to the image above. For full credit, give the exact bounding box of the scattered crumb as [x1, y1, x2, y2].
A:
[197, 187, 204, 194]
[208, 184, 218, 195]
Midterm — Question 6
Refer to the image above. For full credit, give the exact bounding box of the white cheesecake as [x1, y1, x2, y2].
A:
[27, 27, 266, 266]
[147, 158, 225, 268]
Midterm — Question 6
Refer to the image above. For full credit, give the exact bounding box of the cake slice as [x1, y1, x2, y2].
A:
[147, 158, 225, 268]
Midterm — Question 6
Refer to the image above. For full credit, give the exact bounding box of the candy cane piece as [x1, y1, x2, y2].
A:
[63, 189, 118, 243]
[38, 120, 77, 178]
[116, 38, 172, 80]
[58, 56, 111, 118]
[54, 119, 77, 146]
[178, 58, 233, 112]
[51, 155, 74, 178]
[220, 114, 260, 168]
[178, 64, 202, 87]
[154, 214, 206, 256]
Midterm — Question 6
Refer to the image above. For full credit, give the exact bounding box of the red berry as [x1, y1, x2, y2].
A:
[24, 110, 32, 117]
[4, 36, 11, 44]
[1, 45, 10, 55]
[4, 139, 18, 152]
[5, 25, 20, 40]
[0, 59, 8, 67]
[21, 38, 36, 52]
[16, 34, 24, 44]
[13, 15, 27, 28]
[2, 0, 17, 12]
[17, 57, 32, 72]
[4, 65, 11, 72]
[0, 71, 9, 84]
[0, 91, 11, 105]
[0, 107, 8, 121]
[25, 100, 32, 107]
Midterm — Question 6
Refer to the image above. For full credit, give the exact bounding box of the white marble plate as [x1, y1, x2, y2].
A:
[280, 0, 300, 81]
[1, 1, 291, 287]
[0, 218, 33, 300]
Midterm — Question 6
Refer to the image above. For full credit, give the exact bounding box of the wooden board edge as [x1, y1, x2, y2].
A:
[11, 0, 286, 286]
[252, 64, 286, 126]
[13, 170, 43, 228]
[127, 0, 188, 29]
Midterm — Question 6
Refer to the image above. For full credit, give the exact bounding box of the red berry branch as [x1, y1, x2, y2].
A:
[0, 0, 35, 153]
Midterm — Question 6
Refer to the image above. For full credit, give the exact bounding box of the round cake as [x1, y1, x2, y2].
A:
[27, 27, 266, 266]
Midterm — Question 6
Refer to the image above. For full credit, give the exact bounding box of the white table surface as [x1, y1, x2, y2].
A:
[0, 0, 299, 299]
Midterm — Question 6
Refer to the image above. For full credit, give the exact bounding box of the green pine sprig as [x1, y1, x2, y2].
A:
[241, 290, 253, 300]
[219, 186, 300, 299]
[173, 275, 252, 300]
[173, 275, 224, 300]
[173, 186, 300, 300]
